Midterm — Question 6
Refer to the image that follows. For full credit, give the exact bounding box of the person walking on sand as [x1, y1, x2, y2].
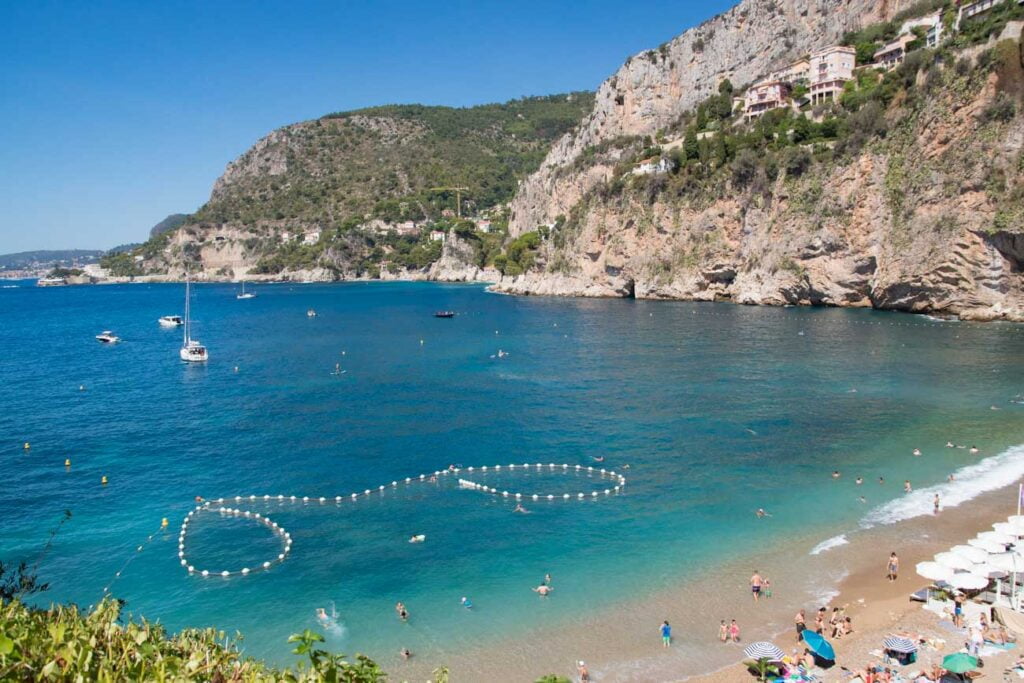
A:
[660, 620, 672, 648]
[729, 619, 741, 643]
[577, 660, 590, 682]
[719, 620, 728, 642]
[750, 571, 764, 602]
[887, 552, 899, 582]
[934, 493, 940, 514]
[795, 609, 806, 642]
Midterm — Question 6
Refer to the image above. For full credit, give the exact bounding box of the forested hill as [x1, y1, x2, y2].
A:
[119, 93, 594, 278]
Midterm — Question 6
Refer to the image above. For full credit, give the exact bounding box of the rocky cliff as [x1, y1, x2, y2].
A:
[498, 2, 1024, 321]
[509, 0, 907, 236]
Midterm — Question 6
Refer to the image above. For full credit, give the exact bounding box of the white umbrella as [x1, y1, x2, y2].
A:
[950, 545, 989, 563]
[978, 530, 1015, 544]
[986, 553, 1022, 573]
[1008, 515, 1024, 524]
[994, 521, 1024, 537]
[935, 551, 975, 571]
[948, 572, 989, 591]
[970, 563, 1008, 579]
[916, 561, 954, 582]
[968, 537, 1006, 553]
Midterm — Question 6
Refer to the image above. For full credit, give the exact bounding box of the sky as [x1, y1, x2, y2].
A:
[0, 0, 735, 253]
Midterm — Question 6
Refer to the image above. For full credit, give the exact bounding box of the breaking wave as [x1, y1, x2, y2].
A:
[860, 444, 1024, 528]
[809, 534, 849, 555]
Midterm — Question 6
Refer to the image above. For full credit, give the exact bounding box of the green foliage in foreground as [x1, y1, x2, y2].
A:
[0, 598, 386, 682]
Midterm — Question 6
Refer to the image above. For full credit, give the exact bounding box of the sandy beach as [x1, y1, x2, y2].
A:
[387, 480, 1024, 682]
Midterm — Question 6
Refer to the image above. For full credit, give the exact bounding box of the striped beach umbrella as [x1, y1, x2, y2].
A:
[882, 635, 917, 654]
[743, 641, 785, 661]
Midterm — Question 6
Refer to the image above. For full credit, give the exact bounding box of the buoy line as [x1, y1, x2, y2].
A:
[178, 463, 626, 580]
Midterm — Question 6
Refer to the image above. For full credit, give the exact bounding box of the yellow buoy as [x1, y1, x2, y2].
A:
[101, 475, 108, 485]
[23, 442, 30, 450]
[64, 459, 71, 467]
[161, 518, 168, 529]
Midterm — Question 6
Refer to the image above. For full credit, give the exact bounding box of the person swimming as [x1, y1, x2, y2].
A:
[513, 503, 529, 514]
[913, 448, 921, 456]
[316, 607, 329, 622]
[946, 441, 955, 448]
[756, 508, 770, 518]
[832, 471, 841, 479]
[400, 648, 412, 660]
[461, 596, 473, 608]
[591, 455, 605, 462]
[969, 445, 979, 454]
[409, 534, 426, 543]
[878, 477, 885, 484]
[855, 477, 863, 485]
[533, 584, 553, 596]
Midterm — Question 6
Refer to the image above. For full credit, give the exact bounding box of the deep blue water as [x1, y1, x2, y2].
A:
[2, 280, 1024, 670]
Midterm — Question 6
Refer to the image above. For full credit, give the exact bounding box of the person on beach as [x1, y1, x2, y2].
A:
[396, 602, 408, 621]
[719, 620, 728, 642]
[544, 573, 552, 585]
[763, 578, 772, 598]
[934, 493, 940, 514]
[400, 648, 412, 660]
[953, 593, 965, 627]
[577, 660, 590, 682]
[660, 620, 672, 648]
[316, 608, 329, 623]
[533, 584, 553, 596]
[829, 607, 840, 631]
[460, 596, 473, 608]
[904, 480, 912, 493]
[729, 619, 740, 643]
[887, 552, 899, 582]
[795, 609, 806, 641]
[750, 571, 763, 602]
[815, 607, 826, 634]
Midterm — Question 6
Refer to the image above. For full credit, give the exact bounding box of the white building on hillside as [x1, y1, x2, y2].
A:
[809, 46, 856, 105]
[631, 157, 674, 176]
[743, 80, 792, 121]
[874, 34, 917, 70]
[302, 230, 321, 245]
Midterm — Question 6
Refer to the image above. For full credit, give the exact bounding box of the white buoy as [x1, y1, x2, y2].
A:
[532, 494, 539, 500]
[364, 489, 371, 495]
[515, 493, 522, 499]
[188, 566, 194, 573]
[303, 496, 309, 502]
[563, 493, 570, 499]
[578, 493, 585, 499]
[264, 561, 271, 568]
[242, 568, 250, 575]
[547, 494, 554, 500]
[202, 570, 209, 577]
[221, 571, 230, 577]
[319, 497, 326, 502]
[180, 559, 187, 566]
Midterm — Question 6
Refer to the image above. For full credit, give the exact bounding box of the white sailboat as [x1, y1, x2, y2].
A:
[236, 280, 256, 300]
[180, 277, 208, 362]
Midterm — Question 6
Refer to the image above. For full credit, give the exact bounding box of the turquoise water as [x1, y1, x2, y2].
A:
[2, 281, 1024, 671]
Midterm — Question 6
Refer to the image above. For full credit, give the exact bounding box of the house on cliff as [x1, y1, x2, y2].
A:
[809, 46, 857, 105]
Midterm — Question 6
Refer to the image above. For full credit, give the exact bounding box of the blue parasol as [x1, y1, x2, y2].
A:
[801, 629, 836, 661]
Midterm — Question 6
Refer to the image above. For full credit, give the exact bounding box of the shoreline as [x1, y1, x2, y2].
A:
[386, 474, 1024, 682]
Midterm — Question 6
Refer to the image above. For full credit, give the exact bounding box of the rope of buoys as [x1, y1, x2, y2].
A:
[178, 463, 627, 580]
[102, 522, 165, 596]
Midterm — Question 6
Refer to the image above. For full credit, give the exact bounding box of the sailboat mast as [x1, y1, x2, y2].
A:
[183, 277, 190, 345]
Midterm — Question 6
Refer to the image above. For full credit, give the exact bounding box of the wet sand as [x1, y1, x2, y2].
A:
[389, 481, 1023, 681]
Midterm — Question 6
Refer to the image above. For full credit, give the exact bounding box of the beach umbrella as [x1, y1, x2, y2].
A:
[978, 530, 1015, 545]
[941, 653, 978, 674]
[987, 552, 1023, 573]
[882, 635, 917, 654]
[974, 528, 1015, 544]
[916, 561, 953, 582]
[970, 562, 1008, 579]
[934, 552, 974, 571]
[994, 521, 1024, 537]
[950, 545, 988, 564]
[743, 642, 785, 661]
[1008, 515, 1024, 524]
[801, 630, 835, 661]
[948, 572, 989, 591]
[967, 537, 1006, 553]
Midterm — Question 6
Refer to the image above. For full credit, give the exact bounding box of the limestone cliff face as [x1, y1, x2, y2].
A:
[494, 47, 1024, 321]
[510, 0, 909, 235]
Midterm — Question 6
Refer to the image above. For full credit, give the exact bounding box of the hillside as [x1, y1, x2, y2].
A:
[117, 94, 593, 280]
[495, 0, 1024, 321]
[0, 249, 103, 272]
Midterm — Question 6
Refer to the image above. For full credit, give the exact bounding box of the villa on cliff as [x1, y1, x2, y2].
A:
[874, 34, 918, 70]
[809, 46, 857, 105]
[743, 80, 792, 121]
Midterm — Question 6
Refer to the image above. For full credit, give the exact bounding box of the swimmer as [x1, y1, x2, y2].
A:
[513, 503, 529, 514]
[756, 508, 770, 518]
[333, 363, 340, 375]
[904, 480, 912, 493]
[428, 475, 437, 483]
[832, 471, 841, 479]
[316, 607, 329, 622]
[946, 441, 955, 448]
[396, 602, 408, 621]
[949, 473, 955, 482]
[409, 534, 426, 543]
[195, 496, 204, 503]
[859, 496, 866, 503]
[878, 477, 885, 484]
[400, 648, 412, 660]
[533, 584, 553, 596]
[855, 477, 863, 485]
[544, 573, 552, 585]
[622, 464, 630, 470]
[460, 596, 473, 608]
[969, 445, 979, 454]
[591, 455, 605, 462]
[913, 448, 921, 456]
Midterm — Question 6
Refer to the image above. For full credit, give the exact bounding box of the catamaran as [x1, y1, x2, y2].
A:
[236, 280, 256, 300]
[180, 278, 208, 362]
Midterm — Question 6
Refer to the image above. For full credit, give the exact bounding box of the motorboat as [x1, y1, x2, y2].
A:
[307, 308, 317, 318]
[179, 277, 208, 362]
[159, 315, 183, 327]
[236, 281, 256, 300]
[434, 311, 456, 318]
[96, 331, 120, 343]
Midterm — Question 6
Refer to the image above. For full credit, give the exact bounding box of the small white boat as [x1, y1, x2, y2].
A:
[307, 308, 317, 318]
[236, 281, 256, 300]
[96, 331, 120, 343]
[158, 315, 183, 327]
[180, 278, 208, 362]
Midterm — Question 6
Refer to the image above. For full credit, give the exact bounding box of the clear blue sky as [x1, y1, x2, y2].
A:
[0, 0, 734, 253]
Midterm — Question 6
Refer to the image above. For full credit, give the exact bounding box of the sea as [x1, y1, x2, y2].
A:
[2, 280, 1023, 678]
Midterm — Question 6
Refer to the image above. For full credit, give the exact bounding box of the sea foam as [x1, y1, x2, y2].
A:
[860, 444, 1024, 528]
[809, 534, 849, 555]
